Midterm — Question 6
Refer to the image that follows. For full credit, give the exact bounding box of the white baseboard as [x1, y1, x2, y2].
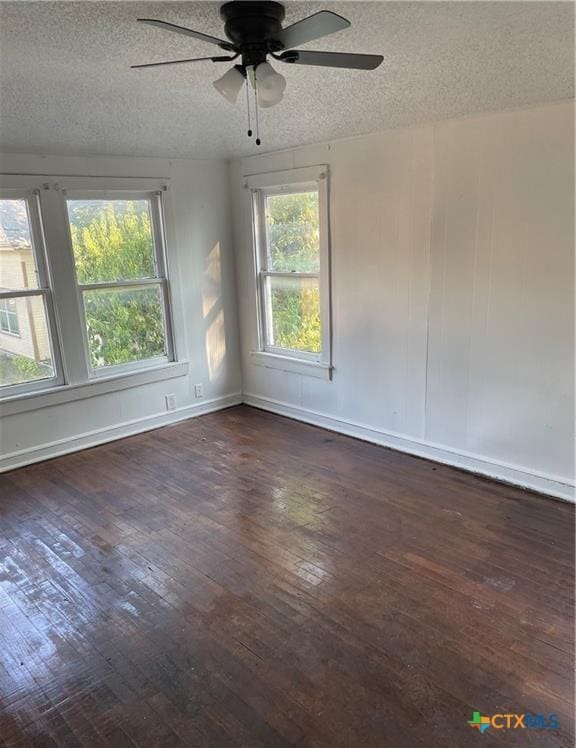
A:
[0, 393, 242, 473]
[3, 389, 573, 503]
[243, 393, 575, 503]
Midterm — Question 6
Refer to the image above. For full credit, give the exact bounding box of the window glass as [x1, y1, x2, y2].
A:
[266, 275, 321, 354]
[0, 295, 55, 387]
[67, 199, 156, 284]
[264, 191, 320, 273]
[0, 298, 20, 335]
[0, 199, 39, 289]
[82, 285, 166, 369]
[0, 198, 56, 390]
[258, 185, 323, 356]
[66, 196, 170, 372]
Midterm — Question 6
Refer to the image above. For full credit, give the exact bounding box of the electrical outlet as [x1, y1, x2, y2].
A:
[165, 393, 176, 411]
[194, 383, 203, 399]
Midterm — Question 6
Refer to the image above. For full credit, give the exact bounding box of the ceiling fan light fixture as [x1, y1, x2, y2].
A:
[259, 91, 284, 108]
[255, 62, 286, 106]
[213, 65, 245, 104]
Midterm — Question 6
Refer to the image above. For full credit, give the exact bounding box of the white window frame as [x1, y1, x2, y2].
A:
[0, 175, 180, 407]
[247, 165, 332, 379]
[0, 188, 65, 397]
[64, 188, 175, 378]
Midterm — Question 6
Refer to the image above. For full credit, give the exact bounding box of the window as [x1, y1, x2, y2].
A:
[0, 177, 176, 401]
[0, 298, 20, 336]
[65, 194, 173, 374]
[249, 166, 331, 377]
[0, 195, 61, 392]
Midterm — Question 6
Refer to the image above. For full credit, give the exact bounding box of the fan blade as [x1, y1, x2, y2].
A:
[275, 11, 350, 50]
[132, 55, 234, 69]
[278, 50, 383, 70]
[137, 19, 236, 51]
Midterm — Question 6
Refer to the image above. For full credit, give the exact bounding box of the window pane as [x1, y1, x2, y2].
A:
[267, 276, 321, 354]
[82, 285, 167, 368]
[0, 198, 39, 290]
[67, 199, 156, 284]
[0, 298, 20, 335]
[0, 294, 55, 387]
[264, 191, 319, 272]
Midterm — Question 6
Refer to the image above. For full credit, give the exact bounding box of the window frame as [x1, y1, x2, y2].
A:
[0, 188, 65, 397]
[247, 166, 332, 373]
[63, 188, 175, 378]
[0, 175, 179, 405]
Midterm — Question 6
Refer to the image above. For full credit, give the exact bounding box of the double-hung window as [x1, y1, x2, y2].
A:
[0, 177, 176, 401]
[248, 166, 331, 378]
[65, 192, 173, 374]
[0, 192, 62, 394]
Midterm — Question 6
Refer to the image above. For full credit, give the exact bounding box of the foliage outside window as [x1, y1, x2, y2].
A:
[66, 198, 170, 370]
[264, 191, 321, 353]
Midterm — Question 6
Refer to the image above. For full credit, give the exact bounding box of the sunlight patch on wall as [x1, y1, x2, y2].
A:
[202, 242, 222, 319]
[206, 308, 225, 382]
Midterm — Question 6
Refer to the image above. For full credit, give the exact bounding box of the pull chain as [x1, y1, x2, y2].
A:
[254, 68, 261, 146]
[245, 77, 252, 137]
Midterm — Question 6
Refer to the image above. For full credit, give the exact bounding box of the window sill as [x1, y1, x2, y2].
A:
[250, 350, 332, 380]
[0, 361, 189, 417]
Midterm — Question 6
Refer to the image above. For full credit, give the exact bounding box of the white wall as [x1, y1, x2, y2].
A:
[1, 102, 573, 500]
[231, 101, 575, 500]
[0, 153, 242, 469]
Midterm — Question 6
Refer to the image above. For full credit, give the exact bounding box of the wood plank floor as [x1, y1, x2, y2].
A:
[0, 405, 573, 747]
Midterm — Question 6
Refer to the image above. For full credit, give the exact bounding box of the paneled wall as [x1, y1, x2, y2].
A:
[231, 101, 574, 500]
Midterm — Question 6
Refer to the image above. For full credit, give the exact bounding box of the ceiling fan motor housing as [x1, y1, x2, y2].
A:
[220, 1, 286, 68]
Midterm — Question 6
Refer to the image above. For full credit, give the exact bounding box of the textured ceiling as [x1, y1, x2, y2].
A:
[0, 1, 573, 159]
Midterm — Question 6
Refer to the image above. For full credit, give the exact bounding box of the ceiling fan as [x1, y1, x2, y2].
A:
[133, 1, 383, 144]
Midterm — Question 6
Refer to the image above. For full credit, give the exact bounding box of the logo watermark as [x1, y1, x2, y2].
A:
[468, 711, 559, 734]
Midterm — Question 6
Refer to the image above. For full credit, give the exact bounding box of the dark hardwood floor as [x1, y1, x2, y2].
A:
[0, 405, 573, 747]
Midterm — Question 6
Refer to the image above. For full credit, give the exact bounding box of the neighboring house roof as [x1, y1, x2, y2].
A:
[0, 201, 31, 249]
